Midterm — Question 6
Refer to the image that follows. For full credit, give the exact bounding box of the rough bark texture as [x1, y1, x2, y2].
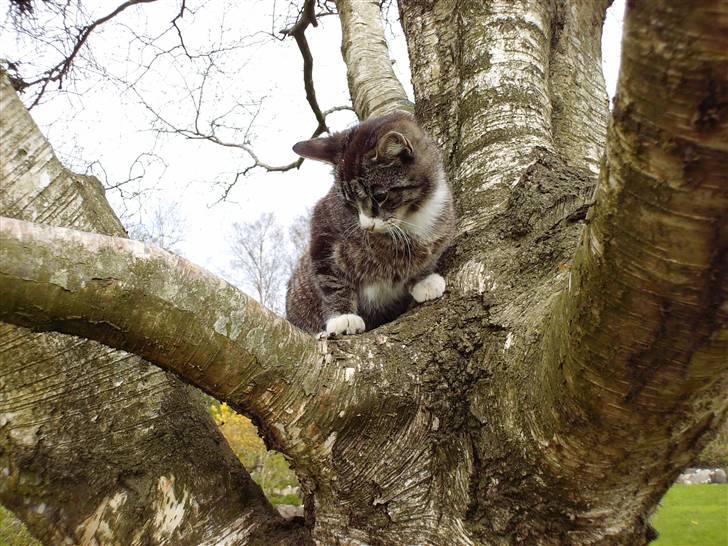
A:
[0, 73, 305, 546]
[1, 0, 727, 545]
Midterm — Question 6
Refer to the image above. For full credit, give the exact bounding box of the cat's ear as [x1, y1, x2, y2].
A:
[293, 135, 344, 165]
[375, 130, 414, 162]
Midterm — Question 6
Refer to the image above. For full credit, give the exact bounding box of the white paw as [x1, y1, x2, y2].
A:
[410, 273, 446, 303]
[325, 314, 366, 336]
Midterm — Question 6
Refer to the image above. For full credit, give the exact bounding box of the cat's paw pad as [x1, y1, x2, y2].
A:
[325, 314, 366, 336]
[410, 273, 446, 303]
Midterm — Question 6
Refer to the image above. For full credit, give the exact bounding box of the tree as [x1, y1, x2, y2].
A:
[229, 212, 288, 315]
[0, 1, 726, 545]
[124, 199, 187, 253]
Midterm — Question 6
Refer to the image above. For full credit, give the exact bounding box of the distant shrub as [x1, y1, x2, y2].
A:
[210, 402, 302, 505]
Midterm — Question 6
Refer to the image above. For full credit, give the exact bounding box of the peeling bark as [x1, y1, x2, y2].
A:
[1, 0, 727, 544]
[0, 73, 303, 546]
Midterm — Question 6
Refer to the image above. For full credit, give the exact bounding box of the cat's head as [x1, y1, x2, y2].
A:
[293, 112, 449, 238]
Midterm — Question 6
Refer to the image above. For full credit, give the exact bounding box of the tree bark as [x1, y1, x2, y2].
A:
[1, 0, 727, 544]
[537, 0, 728, 533]
[337, 0, 413, 119]
[0, 72, 305, 546]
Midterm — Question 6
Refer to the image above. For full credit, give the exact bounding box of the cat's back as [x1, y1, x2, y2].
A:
[286, 251, 322, 333]
[285, 189, 346, 333]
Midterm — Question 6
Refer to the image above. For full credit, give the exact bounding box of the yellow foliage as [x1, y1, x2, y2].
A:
[209, 402, 301, 503]
[210, 402, 267, 470]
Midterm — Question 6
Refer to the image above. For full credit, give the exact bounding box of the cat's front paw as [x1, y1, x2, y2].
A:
[410, 273, 446, 303]
[325, 314, 366, 336]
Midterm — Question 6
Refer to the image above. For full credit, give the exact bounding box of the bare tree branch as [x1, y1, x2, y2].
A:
[171, 0, 191, 58]
[281, 0, 329, 130]
[135, 74, 352, 199]
[17, 0, 160, 107]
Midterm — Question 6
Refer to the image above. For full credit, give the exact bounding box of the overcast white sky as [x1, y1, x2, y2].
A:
[1, 0, 624, 283]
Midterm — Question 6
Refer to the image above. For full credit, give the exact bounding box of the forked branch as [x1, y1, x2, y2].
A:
[537, 0, 728, 484]
[16, 0, 160, 107]
[0, 217, 417, 464]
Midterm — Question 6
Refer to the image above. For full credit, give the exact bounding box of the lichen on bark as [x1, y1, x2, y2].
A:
[1, 0, 727, 544]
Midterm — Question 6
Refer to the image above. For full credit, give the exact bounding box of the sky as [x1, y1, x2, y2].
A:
[0, 0, 625, 285]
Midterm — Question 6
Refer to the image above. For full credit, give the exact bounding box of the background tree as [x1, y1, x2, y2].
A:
[229, 212, 288, 315]
[0, 2, 726, 546]
[286, 210, 311, 276]
[124, 198, 187, 253]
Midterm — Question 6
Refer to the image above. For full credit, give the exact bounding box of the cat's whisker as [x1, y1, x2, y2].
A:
[391, 225, 406, 261]
[393, 224, 413, 265]
[397, 218, 436, 239]
[404, 228, 414, 266]
[387, 225, 400, 259]
[286, 112, 454, 335]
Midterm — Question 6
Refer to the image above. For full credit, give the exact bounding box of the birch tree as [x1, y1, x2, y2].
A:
[1, 1, 726, 545]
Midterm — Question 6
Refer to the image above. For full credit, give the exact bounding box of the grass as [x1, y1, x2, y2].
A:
[652, 484, 727, 546]
[268, 493, 304, 506]
[0, 484, 725, 544]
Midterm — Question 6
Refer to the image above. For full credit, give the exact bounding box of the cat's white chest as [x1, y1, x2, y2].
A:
[359, 281, 406, 311]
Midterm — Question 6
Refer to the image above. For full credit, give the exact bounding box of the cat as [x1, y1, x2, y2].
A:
[286, 112, 455, 336]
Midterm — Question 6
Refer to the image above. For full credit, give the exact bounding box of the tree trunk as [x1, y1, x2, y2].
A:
[0, 73, 306, 545]
[1, 0, 726, 545]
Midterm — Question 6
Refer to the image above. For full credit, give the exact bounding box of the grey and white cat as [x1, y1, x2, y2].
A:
[286, 112, 455, 336]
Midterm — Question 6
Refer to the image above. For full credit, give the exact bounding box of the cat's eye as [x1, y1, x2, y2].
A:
[392, 184, 420, 191]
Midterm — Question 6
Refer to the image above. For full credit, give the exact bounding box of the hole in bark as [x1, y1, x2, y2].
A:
[209, 401, 302, 513]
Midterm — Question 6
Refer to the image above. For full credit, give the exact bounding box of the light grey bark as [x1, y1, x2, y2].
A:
[0, 73, 302, 546]
[1, 0, 727, 545]
[548, 1, 612, 175]
[337, 0, 413, 119]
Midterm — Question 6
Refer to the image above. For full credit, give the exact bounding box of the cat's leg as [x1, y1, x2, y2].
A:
[307, 231, 366, 336]
[316, 272, 366, 336]
[409, 272, 446, 303]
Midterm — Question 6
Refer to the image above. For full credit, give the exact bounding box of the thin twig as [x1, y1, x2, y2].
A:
[22, 0, 159, 108]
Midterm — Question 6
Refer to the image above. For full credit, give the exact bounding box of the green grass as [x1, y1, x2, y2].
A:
[652, 484, 727, 546]
[1, 484, 725, 544]
[268, 493, 304, 506]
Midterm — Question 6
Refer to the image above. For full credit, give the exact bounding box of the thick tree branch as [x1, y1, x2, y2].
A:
[0, 72, 293, 545]
[337, 0, 412, 119]
[537, 0, 728, 496]
[0, 217, 419, 465]
[547, 0, 612, 175]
